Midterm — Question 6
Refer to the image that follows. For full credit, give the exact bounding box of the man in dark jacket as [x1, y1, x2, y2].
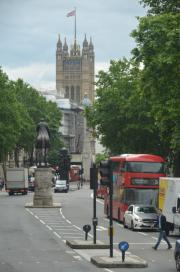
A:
[152, 209, 172, 250]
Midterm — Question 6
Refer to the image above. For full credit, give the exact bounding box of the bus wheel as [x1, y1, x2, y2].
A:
[131, 221, 135, 231]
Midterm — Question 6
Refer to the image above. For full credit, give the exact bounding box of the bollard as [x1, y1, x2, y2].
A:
[83, 224, 91, 240]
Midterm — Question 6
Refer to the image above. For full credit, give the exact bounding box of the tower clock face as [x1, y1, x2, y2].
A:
[63, 59, 81, 70]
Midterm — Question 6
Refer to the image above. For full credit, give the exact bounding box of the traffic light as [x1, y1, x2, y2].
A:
[90, 164, 98, 190]
[59, 148, 71, 181]
[99, 160, 111, 186]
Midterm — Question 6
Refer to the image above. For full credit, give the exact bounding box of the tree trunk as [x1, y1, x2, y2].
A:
[29, 148, 35, 166]
[14, 148, 19, 167]
[2, 159, 7, 183]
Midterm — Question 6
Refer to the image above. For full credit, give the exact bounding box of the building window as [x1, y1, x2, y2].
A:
[71, 86, 75, 100]
[65, 86, 69, 98]
[76, 86, 80, 103]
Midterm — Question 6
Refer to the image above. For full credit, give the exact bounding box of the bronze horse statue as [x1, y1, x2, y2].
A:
[36, 120, 50, 167]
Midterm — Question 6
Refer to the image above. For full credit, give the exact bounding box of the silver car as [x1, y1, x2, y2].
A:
[123, 204, 158, 230]
[54, 179, 69, 193]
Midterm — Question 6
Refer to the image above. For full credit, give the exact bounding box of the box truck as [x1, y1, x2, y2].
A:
[159, 177, 180, 235]
[6, 168, 28, 196]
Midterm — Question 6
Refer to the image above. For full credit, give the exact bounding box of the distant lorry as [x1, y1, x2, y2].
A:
[159, 177, 180, 235]
[6, 168, 28, 196]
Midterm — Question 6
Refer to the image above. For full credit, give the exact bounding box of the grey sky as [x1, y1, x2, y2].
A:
[0, 0, 146, 90]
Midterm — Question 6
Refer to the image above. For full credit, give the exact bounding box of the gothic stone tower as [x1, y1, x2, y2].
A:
[56, 35, 95, 181]
[56, 35, 95, 104]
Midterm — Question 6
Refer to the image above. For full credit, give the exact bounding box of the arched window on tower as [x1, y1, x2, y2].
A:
[71, 86, 75, 100]
[65, 86, 69, 98]
[76, 86, 80, 103]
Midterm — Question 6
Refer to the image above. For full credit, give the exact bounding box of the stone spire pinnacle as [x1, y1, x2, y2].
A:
[83, 34, 88, 48]
[57, 34, 62, 48]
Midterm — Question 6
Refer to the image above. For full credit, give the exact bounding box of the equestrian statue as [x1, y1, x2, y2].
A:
[36, 119, 50, 167]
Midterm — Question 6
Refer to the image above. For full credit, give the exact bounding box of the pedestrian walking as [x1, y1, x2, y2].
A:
[152, 208, 172, 250]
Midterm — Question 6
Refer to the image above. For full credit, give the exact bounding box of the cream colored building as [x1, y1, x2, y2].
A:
[56, 35, 95, 180]
[56, 35, 95, 105]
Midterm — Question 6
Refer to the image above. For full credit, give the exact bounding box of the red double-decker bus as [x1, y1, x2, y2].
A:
[104, 154, 166, 222]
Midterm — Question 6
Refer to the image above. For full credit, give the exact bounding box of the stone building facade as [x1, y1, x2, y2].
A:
[56, 98, 84, 154]
[56, 35, 95, 180]
[56, 35, 95, 105]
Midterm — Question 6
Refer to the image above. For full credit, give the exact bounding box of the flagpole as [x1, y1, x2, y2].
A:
[74, 7, 76, 52]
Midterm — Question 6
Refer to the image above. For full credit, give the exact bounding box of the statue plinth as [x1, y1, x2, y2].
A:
[33, 168, 53, 206]
[25, 168, 61, 208]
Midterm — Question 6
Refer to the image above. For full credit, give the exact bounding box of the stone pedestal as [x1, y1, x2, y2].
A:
[25, 167, 61, 208]
[33, 168, 53, 207]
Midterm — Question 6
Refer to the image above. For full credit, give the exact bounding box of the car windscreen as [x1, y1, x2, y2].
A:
[135, 206, 157, 214]
[56, 180, 66, 185]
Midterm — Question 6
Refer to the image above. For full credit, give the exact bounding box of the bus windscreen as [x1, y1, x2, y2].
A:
[124, 188, 158, 206]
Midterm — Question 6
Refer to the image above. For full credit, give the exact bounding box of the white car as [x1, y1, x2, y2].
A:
[123, 204, 158, 230]
[54, 180, 69, 193]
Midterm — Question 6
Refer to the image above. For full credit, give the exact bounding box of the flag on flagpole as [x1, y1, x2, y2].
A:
[66, 9, 76, 17]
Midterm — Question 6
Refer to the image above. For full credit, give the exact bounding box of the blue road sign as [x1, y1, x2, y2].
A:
[118, 241, 129, 252]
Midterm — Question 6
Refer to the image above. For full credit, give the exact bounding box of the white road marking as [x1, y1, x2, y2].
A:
[66, 219, 71, 224]
[39, 220, 45, 224]
[46, 225, 53, 231]
[138, 232, 148, 236]
[45, 222, 66, 224]
[66, 251, 75, 254]
[64, 236, 84, 239]
[97, 226, 108, 231]
[53, 232, 61, 239]
[73, 225, 82, 230]
[57, 232, 80, 235]
[54, 227, 77, 230]
[90, 192, 104, 205]
[73, 255, 82, 260]
[96, 198, 104, 205]
[105, 269, 114, 272]
[26, 208, 33, 215]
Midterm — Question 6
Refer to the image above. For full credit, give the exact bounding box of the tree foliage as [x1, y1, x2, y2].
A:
[0, 68, 63, 167]
[86, 1, 179, 175]
[139, 0, 179, 14]
[131, 10, 180, 174]
[86, 59, 163, 155]
[0, 69, 22, 162]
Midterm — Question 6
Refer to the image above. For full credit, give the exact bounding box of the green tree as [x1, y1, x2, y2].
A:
[86, 59, 162, 155]
[0, 68, 22, 168]
[132, 5, 180, 174]
[12, 78, 62, 166]
[139, 0, 179, 14]
[95, 153, 108, 166]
